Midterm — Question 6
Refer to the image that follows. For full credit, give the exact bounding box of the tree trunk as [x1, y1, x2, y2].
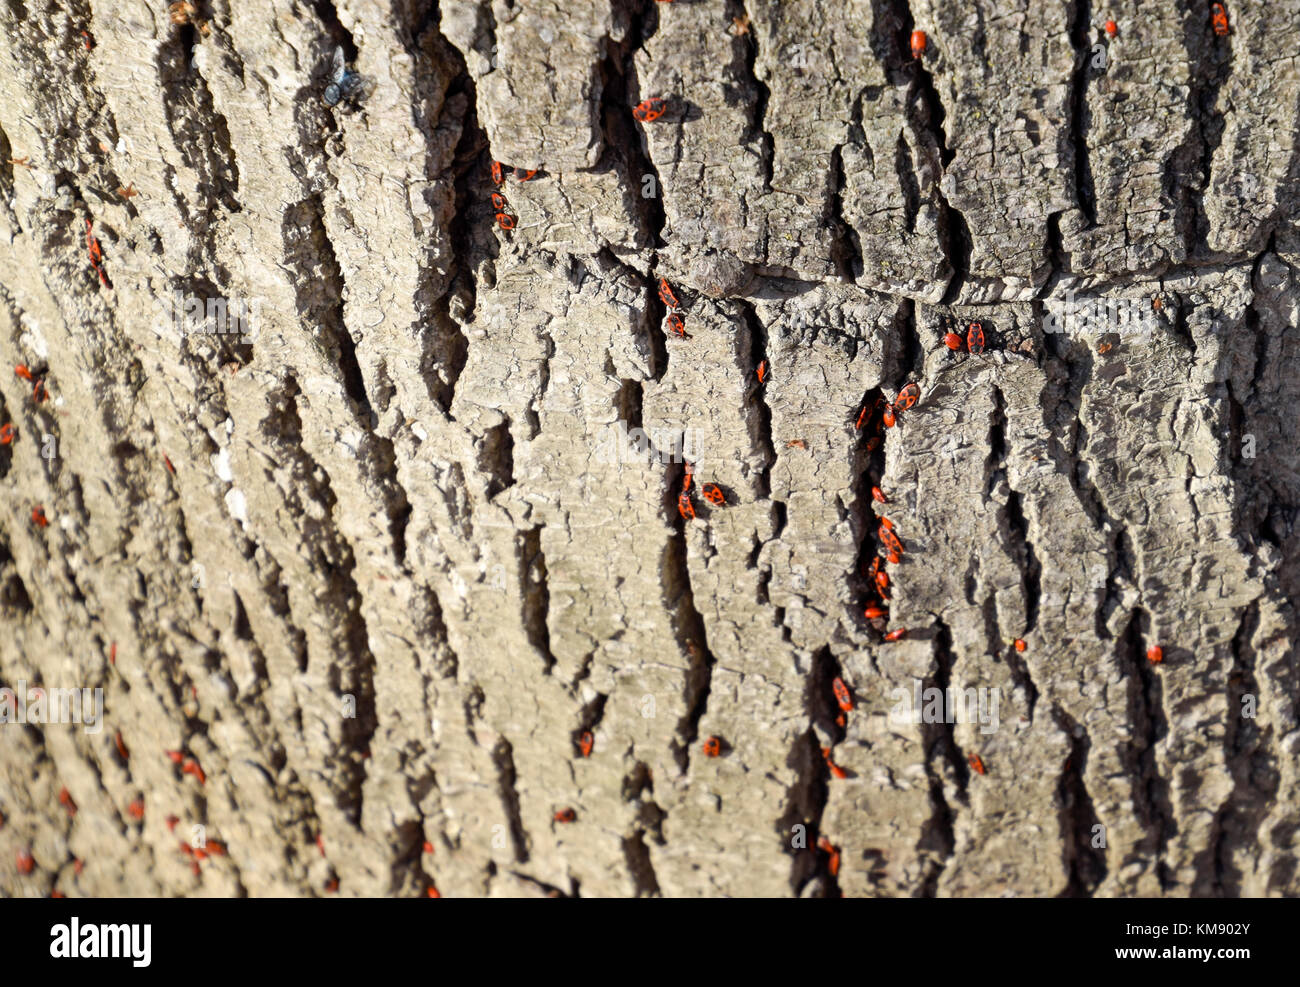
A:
[0, 0, 1296, 897]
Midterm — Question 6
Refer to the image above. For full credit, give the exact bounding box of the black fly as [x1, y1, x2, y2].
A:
[323, 46, 365, 108]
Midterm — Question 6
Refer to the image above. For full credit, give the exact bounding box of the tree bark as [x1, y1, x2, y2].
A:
[0, 0, 1296, 897]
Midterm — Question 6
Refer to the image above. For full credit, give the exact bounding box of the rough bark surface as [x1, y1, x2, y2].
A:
[0, 0, 1297, 897]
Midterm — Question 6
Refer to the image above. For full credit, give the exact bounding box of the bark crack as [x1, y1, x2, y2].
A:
[829, 141, 864, 281]
[621, 760, 665, 895]
[491, 736, 530, 864]
[520, 526, 557, 675]
[663, 526, 717, 774]
[727, 0, 774, 193]
[1052, 708, 1107, 896]
[1180, 2, 1235, 259]
[1066, 0, 1096, 228]
[1200, 601, 1267, 895]
[603, 1, 665, 249]
[736, 300, 775, 498]
[1120, 607, 1174, 889]
[919, 617, 962, 896]
[885, 1, 970, 298]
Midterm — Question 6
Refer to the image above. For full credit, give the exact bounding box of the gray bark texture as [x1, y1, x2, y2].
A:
[0, 0, 1297, 898]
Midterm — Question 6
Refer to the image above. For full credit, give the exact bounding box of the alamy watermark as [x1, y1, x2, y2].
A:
[889, 679, 1000, 734]
[0, 681, 103, 733]
[50, 919, 151, 967]
[1042, 290, 1159, 339]
[593, 421, 701, 466]
[153, 290, 262, 342]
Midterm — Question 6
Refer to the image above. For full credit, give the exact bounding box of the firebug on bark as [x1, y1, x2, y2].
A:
[832, 677, 853, 712]
[1211, 3, 1229, 36]
[633, 98, 667, 122]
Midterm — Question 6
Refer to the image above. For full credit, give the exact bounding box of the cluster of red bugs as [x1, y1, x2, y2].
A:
[85, 218, 109, 288]
[818, 672, 857, 854]
[942, 316, 985, 355]
[677, 461, 726, 521]
[489, 161, 537, 231]
[840, 361, 1007, 789]
[851, 384, 921, 645]
[659, 277, 687, 337]
[855, 384, 919, 436]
